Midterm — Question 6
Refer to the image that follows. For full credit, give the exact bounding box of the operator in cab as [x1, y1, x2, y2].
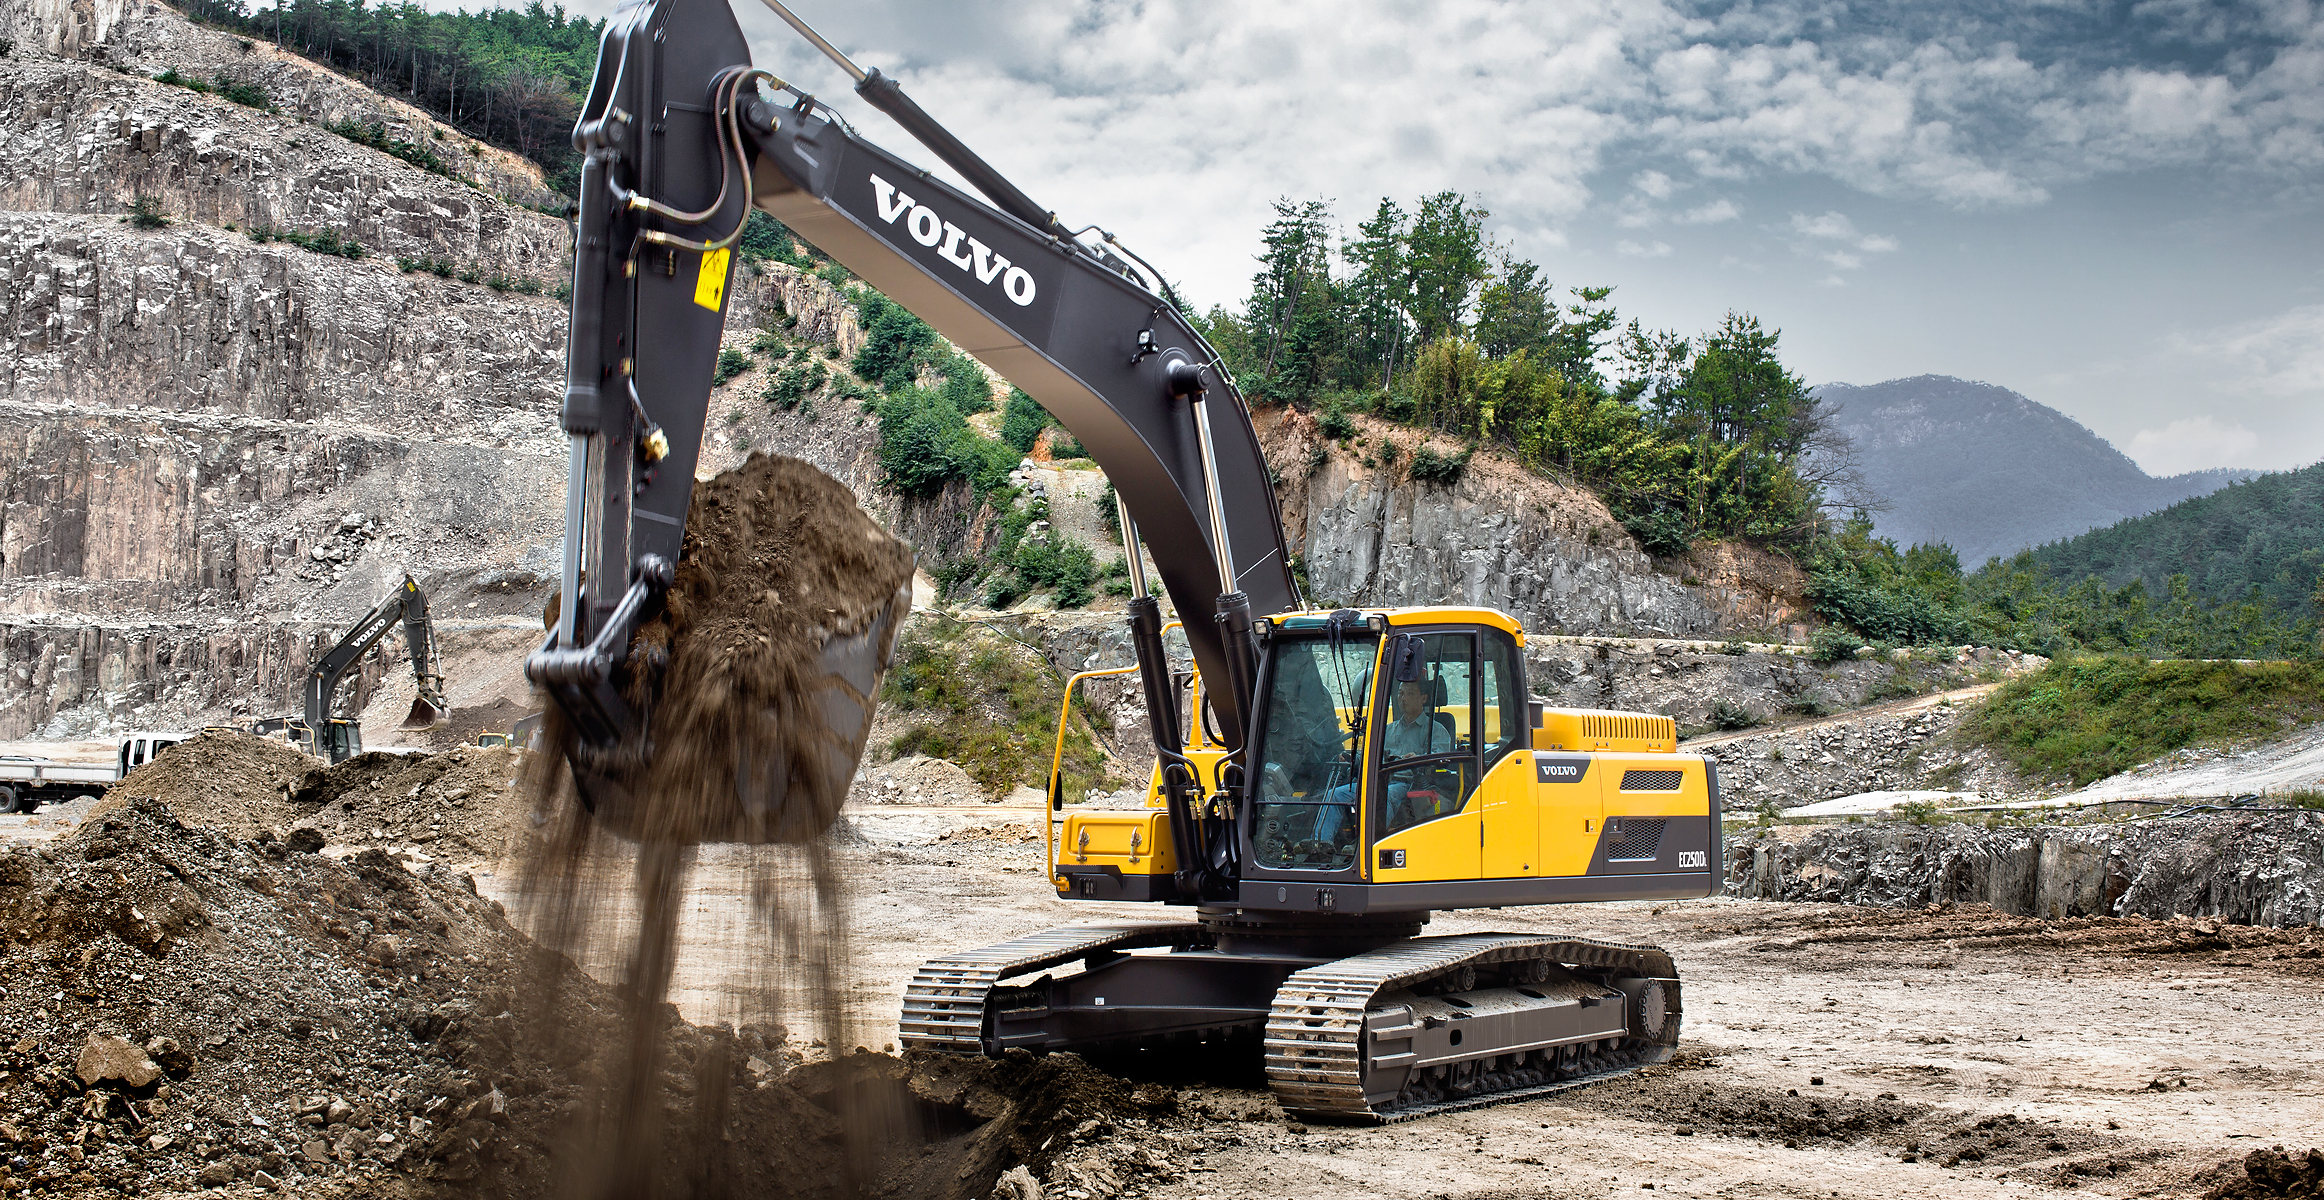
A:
[1312, 675, 1456, 842]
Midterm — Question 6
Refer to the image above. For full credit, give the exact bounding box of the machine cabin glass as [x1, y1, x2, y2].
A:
[1250, 632, 1378, 871]
[1377, 632, 1476, 836]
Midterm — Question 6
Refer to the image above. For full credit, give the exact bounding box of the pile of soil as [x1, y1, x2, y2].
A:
[95, 731, 533, 864]
[428, 698, 531, 750]
[287, 745, 531, 863]
[97, 729, 313, 837]
[548, 452, 914, 847]
[0, 793, 1171, 1199]
[2207, 1146, 2324, 1199]
[1739, 903, 2324, 963]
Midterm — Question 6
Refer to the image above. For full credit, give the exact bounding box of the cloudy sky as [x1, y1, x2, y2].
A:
[589, 0, 2323, 475]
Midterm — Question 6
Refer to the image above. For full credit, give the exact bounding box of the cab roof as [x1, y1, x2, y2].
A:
[1267, 607, 1524, 641]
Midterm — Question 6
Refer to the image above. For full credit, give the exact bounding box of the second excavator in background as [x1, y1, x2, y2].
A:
[254, 575, 448, 763]
[530, 0, 1722, 1120]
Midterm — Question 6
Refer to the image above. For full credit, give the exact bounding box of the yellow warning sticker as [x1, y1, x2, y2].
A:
[693, 246, 730, 310]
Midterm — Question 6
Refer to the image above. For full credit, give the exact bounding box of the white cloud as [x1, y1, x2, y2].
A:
[1618, 239, 1675, 258]
[1785, 210, 1900, 272]
[2173, 303, 2324, 398]
[2126, 416, 2263, 475]
[700, 0, 2324, 308]
[1676, 198, 1741, 223]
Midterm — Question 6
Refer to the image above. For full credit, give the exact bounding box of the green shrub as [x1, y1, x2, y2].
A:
[126, 195, 171, 230]
[1012, 535, 1099, 608]
[851, 292, 937, 390]
[1808, 626, 1863, 665]
[1962, 657, 2324, 786]
[763, 361, 826, 411]
[1000, 389, 1053, 455]
[212, 74, 272, 110]
[1708, 700, 1757, 731]
[1408, 445, 1470, 488]
[154, 67, 209, 93]
[712, 347, 750, 386]
[938, 353, 993, 413]
[1622, 508, 1691, 557]
[327, 118, 456, 178]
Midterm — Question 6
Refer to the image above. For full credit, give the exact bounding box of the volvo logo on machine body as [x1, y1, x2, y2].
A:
[1535, 756, 1592, 784]
[870, 174, 1037, 306]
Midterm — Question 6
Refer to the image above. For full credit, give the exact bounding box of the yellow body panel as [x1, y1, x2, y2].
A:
[1363, 749, 1711, 884]
[1370, 806, 1480, 883]
[1056, 810, 1175, 878]
[1596, 753, 1713, 819]
[1533, 707, 1677, 754]
[1475, 753, 1538, 877]
[1529, 754, 1607, 877]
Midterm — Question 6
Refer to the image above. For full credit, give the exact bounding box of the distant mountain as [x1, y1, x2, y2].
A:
[1816, 375, 2256, 565]
[2023, 460, 2324, 617]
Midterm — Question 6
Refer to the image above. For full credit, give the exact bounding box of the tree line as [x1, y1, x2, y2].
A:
[1807, 512, 2318, 660]
[179, 0, 602, 192]
[1195, 195, 1862, 552]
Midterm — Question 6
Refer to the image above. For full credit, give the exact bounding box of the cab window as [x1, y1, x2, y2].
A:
[1478, 628, 1524, 773]
[1377, 632, 1475, 837]
[1250, 633, 1375, 871]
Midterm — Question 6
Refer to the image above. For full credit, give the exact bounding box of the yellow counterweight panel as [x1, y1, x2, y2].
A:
[1597, 753, 1714, 821]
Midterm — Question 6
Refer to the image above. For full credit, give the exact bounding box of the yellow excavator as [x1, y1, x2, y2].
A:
[531, 0, 1720, 1120]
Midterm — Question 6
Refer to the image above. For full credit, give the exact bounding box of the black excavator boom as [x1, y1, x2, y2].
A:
[528, 0, 1296, 840]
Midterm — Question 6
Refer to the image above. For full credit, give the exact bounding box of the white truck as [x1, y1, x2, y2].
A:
[0, 733, 186, 813]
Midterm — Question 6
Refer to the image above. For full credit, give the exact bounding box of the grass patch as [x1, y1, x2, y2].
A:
[1961, 657, 2324, 786]
[880, 620, 1108, 800]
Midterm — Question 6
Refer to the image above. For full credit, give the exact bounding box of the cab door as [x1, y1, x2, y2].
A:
[1474, 629, 1539, 878]
[1368, 631, 1480, 883]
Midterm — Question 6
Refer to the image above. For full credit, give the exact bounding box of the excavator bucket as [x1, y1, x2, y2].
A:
[399, 695, 447, 731]
[538, 455, 915, 847]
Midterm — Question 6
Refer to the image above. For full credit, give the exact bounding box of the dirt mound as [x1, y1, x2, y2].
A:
[2207, 1147, 2324, 1199]
[0, 792, 1164, 1199]
[96, 729, 312, 837]
[541, 452, 913, 846]
[431, 697, 530, 748]
[287, 745, 529, 862]
[1741, 903, 2324, 963]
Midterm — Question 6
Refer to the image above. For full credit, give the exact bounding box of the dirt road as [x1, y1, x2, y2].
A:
[474, 824, 2321, 1199]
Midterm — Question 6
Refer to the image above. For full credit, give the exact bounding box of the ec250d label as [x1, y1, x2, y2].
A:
[1676, 851, 1708, 868]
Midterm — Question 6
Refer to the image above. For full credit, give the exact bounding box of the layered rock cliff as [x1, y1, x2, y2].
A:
[0, 2, 573, 737]
[1258, 407, 1808, 639]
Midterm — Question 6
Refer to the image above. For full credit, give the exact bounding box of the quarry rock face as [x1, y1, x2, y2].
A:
[1725, 812, 2324, 927]
[0, 0, 124, 58]
[0, 59, 571, 279]
[0, 210, 565, 735]
[98, 2, 559, 208]
[1259, 408, 1781, 639]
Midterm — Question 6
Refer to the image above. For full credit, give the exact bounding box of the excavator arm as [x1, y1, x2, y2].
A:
[529, 0, 1297, 869]
[304, 575, 447, 732]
